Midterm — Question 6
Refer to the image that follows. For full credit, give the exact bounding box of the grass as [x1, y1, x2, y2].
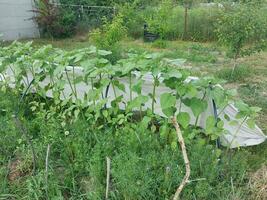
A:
[216, 65, 253, 83]
[0, 89, 265, 199]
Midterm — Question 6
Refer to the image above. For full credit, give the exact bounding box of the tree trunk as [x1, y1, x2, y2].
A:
[231, 55, 237, 78]
[183, 4, 188, 40]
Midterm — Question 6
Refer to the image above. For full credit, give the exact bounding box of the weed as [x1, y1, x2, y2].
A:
[151, 39, 167, 49]
[216, 65, 252, 82]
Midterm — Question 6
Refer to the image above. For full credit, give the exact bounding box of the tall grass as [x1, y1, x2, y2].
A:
[126, 4, 266, 42]
[127, 5, 222, 41]
[186, 6, 222, 41]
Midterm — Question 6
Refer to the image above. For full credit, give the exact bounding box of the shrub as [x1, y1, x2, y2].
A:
[90, 14, 127, 48]
[33, 0, 76, 38]
[216, 3, 267, 76]
[216, 3, 267, 60]
[51, 9, 77, 38]
[32, 0, 59, 37]
[144, 0, 180, 40]
[118, 3, 146, 39]
[90, 14, 127, 63]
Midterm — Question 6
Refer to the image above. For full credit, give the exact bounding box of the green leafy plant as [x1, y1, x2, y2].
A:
[90, 14, 127, 63]
[216, 3, 267, 75]
[0, 41, 264, 199]
[32, 0, 76, 38]
[144, 0, 176, 40]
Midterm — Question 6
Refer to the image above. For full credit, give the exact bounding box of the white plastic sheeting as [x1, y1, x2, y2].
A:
[1, 66, 266, 148]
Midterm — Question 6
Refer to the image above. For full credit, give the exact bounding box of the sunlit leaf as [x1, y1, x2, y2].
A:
[177, 112, 190, 128]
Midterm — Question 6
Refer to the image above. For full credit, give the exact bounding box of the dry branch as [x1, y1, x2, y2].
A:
[105, 157, 111, 200]
[171, 117, 191, 200]
[45, 144, 51, 200]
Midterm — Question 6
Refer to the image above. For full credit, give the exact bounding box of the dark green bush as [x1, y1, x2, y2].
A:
[118, 3, 146, 39]
[33, 1, 77, 38]
[90, 14, 127, 63]
[50, 9, 77, 38]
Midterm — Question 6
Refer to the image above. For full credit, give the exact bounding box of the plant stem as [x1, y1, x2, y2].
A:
[171, 117, 190, 200]
[194, 90, 207, 126]
[56, 75, 67, 100]
[217, 104, 229, 117]
[111, 81, 117, 99]
[1, 73, 8, 89]
[91, 78, 96, 106]
[139, 105, 142, 119]
[25, 74, 30, 86]
[45, 144, 51, 200]
[231, 56, 237, 78]
[30, 65, 35, 80]
[72, 66, 77, 97]
[129, 72, 132, 101]
[9, 65, 16, 77]
[227, 116, 247, 151]
[100, 74, 104, 100]
[65, 70, 77, 100]
[194, 115, 199, 127]
[152, 77, 157, 114]
[1, 73, 6, 82]
[179, 98, 183, 113]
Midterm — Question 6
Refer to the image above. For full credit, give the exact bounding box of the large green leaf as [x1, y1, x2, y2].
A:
[177, 112, 190, 128]
[113, 80, 125, 92]
[97, 49, 112, 56]
[184, 97, 208, 117]
[127, 95, 149, 110]
[132, 79, 144, 95]
[164, 68, 183, 79]
[206, 116, 216, 135]
[160, 93, 177, 117]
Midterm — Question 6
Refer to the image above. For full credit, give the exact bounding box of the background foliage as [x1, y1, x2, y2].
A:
[33, 0, 267, 42]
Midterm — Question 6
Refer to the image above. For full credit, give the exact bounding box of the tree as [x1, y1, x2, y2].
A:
[216, 3, 267, 75]
[178, 0, 193, 40]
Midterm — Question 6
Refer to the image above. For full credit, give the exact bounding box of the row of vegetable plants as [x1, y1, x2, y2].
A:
[0, 41, 261, 198]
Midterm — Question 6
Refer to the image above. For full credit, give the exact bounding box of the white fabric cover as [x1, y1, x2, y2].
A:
[2, 66, 266, 148]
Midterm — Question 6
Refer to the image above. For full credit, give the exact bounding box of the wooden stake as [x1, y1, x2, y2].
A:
[45, 144, 51, 200]
[171, 117, 190, 200]
[105, 157, 111, 200]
